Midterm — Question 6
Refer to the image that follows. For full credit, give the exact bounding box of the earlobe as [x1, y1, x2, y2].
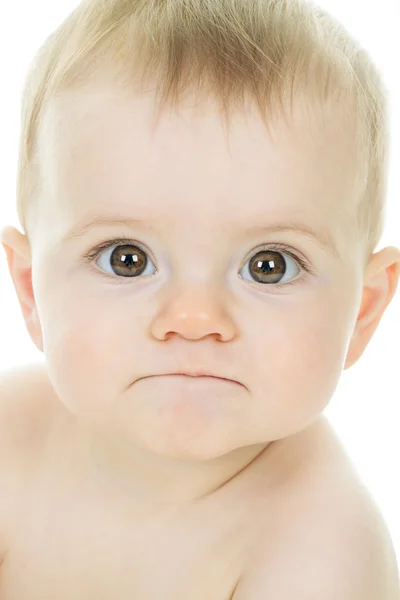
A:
[344, 246, 400, 370]
[1, 225, 44, 354]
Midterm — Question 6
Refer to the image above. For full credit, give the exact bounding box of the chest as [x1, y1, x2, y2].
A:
[0, 474, 258, 600]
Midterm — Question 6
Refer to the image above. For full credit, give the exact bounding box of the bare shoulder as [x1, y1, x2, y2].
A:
[0, 362, 57, 561]
[0, 362, 56, 453]
[234, 418, 400, 598]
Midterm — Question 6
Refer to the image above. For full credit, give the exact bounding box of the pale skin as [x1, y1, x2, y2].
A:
[0, 82, 400, 598]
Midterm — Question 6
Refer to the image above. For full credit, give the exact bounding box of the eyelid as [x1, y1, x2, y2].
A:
[245, 242, 313, 273]
[82, 236, 152, 262]
[83, 236, 312, 262]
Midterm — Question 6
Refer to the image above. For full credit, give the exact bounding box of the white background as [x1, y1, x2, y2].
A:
[1, 0, 399, 567]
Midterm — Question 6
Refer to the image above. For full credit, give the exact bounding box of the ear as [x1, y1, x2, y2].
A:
[0, 226, 44, 353]
[344, 246, 400, 369]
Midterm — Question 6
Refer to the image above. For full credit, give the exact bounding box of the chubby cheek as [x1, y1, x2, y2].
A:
[248, 301, 351, 440]
[40, 304, 134, 418]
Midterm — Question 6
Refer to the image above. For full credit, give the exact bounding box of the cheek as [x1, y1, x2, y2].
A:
[249, 301, 351, 437]
[34, 278, 147, 418]
[41, 311, 126, 416]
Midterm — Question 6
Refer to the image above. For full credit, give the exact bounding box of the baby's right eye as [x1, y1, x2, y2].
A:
[83, 238, 157, 281]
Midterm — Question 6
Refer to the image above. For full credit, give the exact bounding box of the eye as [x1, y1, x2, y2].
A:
[83, 237, 313, 288]
[90, 239, 156, 279]
[239, 244, 308, 288]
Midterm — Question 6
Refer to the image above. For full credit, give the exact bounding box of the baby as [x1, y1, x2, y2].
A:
[1, 0, 400, 598]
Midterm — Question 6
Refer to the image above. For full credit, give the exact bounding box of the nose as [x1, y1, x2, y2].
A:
[150, 285, 237, 342]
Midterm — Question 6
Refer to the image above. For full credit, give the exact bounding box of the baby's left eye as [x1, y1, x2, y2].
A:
[239, 247, 303, 287]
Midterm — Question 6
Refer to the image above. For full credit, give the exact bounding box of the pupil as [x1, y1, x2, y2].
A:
[121, 253, 137, 267]
[259, 258, 275, 273]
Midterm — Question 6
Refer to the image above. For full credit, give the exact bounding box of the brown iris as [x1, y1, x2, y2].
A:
[248, 251, 286, 284]
[109, 245, 147, 277]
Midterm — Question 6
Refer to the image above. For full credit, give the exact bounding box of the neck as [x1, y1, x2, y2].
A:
[73, 419, 272, 506]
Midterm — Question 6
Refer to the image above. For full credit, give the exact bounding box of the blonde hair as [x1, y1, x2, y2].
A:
[18, 0, 390, 266]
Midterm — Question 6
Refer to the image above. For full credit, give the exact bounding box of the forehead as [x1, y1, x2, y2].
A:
[37, 84, 363, 244]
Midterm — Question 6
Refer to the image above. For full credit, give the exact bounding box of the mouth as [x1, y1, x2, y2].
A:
[144, 374, 244, 387]
[172, 374, 228, 381]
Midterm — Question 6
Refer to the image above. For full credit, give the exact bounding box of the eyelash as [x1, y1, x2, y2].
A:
[81, 235, 315, 289]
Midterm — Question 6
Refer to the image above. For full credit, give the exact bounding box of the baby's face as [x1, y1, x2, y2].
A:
[30, 83, 364, 459]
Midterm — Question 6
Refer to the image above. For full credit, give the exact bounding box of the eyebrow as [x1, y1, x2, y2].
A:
[65, 215, 340, 259]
